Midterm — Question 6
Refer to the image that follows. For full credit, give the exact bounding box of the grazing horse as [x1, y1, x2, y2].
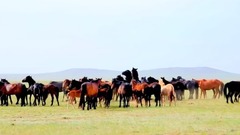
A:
[195, 79, 224, 99]
[42, 84, 60, 106]
[132, 67, 139, 82]
[117, 81, 132, 108]
[22, 76, 44, 106]
[62, 79, 71, 101]
[161, 84, 176, 106]
[224, 81, 240, 103]
[161, 77, 185, 100]
[79, 78, 101, 110]
[0, 80, 27, 106]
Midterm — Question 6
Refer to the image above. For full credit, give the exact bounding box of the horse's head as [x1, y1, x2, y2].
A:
[147, 76, 159, 83]
[122, 70, 131, 77]
[22, 75, 35, 84]
[80, 76, 88, 83]
[68, 79, 78, 90]
[1, 78, 10, 84]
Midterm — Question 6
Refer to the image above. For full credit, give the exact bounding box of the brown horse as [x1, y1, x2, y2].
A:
[0, 81, 27, 106]
[67, 89, 81, 109]
[131, 79, 148, 107]
[161, 84, 176, 106]
[195, 79, 224, 99]
[42, 84, 60, 106]
[79, 78, 101, 110]
[62, 79, 71, 102]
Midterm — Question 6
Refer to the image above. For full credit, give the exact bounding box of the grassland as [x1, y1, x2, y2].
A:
[0, 91, 239, 135]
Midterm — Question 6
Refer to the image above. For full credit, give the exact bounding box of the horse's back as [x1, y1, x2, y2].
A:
[84, 82, 98, 97]
[161, 84, 174, 94]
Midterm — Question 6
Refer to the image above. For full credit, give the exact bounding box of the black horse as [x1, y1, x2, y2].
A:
[22, 76, 44, 106]
[161, 77, 185, 100]
[224, 81, 240, 103]
[132, 67, 139, 82]
[172, 76, 199, 99]
[122, 70, 132, 83]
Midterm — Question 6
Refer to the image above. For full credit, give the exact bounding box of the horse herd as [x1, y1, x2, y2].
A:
[0, 67, 239, 110]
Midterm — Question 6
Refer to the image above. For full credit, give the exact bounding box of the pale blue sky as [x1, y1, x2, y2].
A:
[0, 0, 240, 74]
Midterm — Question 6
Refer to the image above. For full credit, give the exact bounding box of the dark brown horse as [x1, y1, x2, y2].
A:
[79, 78, 101, 110]
[42, 84, 60, 106]
[62, 79, 71, 102]
[0, 80, 27, 106]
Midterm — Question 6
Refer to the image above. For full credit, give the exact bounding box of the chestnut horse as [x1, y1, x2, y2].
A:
[79, 78, 101, 110]
[161, 84, 176, 106]
[131, 79, 148, 107]
[67, 89, 81, 109]
[0, 80, 27, 106]
[62, 79, 71, 102]
[195, 79, 224, 99]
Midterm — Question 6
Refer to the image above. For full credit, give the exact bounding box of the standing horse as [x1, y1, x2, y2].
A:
[131, 79, 147, 107]
[117, 81, 132, 108]
[62, 79, 71, 101]
[0, 79, 14, 105]
[42, 84, 60, 106]
[67, 89, 81, 109]
[147, 77, 161, 107]
[22, 76, 44, 106]
[161, 77, 185, 100]
[132, 67, 139, 82]
[195, 79, 224, 99]
[173, 76, 199, 99]
[0, 80, 27, 106]
[161, 84, 176, 106]
[111, 75, 124, 101]
[79, 78, 101, 110]
[122, 70, 132, 83]
[224, 81, 240, 104]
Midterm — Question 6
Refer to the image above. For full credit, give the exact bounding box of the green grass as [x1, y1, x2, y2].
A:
[0, 91, 239, 135]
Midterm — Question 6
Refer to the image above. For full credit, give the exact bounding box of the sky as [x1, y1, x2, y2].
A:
[0, 0, 240, 74]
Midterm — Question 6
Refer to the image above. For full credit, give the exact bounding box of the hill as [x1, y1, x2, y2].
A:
[0, 67, 239, 81]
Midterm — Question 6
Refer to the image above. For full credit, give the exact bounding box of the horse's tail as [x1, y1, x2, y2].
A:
[223, 83, 229, 98]
[220, 82, 224, 96]
[79, 83, 86, 108]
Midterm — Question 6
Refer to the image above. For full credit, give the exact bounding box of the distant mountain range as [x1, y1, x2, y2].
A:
[0, 67, 240, 81]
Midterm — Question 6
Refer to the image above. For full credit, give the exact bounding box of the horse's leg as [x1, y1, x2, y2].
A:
[230, 92, 234, 104]
[33, 96, 37, 106]
[119, 94, 122, 108]
[5, 95, 8, 106]
[50, 94, 54, 106]
[189, 88, 194, 99]
[8, 95, 13, 104]
[55, 92, 60, 106]
[195, 88, 199, 99]
[29, 94, 32, 106]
